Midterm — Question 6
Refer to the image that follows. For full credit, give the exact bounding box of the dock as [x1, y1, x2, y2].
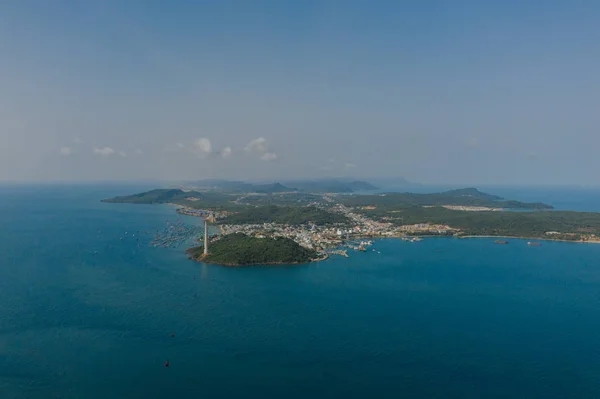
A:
[329, 249, 349, 258]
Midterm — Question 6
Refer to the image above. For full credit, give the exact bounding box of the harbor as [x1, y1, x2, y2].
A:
[151, 220, 204, 248]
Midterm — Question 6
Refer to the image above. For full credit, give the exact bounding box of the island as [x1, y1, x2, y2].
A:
[103, 181, 600, 266]
[185, 233, 320, 266]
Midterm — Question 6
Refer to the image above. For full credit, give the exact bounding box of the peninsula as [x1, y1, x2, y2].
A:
[103, 181, 600, 266]
[185, 233, 319, 266]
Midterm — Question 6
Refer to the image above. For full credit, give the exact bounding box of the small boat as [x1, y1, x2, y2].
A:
[494, 240, 509, 244]
[164, 360, 170, 367]
[527, 241, 542, 247]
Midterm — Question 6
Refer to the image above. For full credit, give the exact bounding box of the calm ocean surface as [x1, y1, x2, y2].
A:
[2, 185, 600, 398]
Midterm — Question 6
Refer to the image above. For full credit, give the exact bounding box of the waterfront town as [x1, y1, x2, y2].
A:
[184, 200, 457, 255]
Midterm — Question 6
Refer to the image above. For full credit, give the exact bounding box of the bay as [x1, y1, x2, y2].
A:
[1, 185, 600, 398]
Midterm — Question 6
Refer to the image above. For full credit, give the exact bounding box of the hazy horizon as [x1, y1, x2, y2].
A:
[1, 1, 599, 186]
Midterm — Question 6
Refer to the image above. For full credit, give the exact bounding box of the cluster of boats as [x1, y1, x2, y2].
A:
[151, 220, 203, 248]
[400, 236, 423, 243]
[344, 240, 374, 252]
[495, 239, 542, 246]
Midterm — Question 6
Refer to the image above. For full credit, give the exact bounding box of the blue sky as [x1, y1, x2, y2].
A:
[1, 1, 599, 185]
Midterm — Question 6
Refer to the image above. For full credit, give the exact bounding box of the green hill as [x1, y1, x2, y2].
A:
[102, 189, 242, 210]
[219, 205, 348, 225]
[102, 189, 192, 204]
[186, 233, 318, 266]
[342, 188, 552, 210]
[282, 179, 378, 193]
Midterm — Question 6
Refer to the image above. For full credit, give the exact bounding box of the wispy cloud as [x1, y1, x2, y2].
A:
[260, 152, 278, 161]
[192, 138, 212, 157]
[60, 146, 73, 156]
[93, 147, 116, 156]
[134, 148, 143, 155]
[244, 137, 268, 154]
[118, 151, 127, 158]
[220, 146, 232, 158]
[344, 162, 356, 169]
[244, 137, 278, 161]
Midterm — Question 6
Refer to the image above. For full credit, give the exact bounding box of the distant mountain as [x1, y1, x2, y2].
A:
[366, 177, 418, 190]
[442, 188, 503, 201]
[102, 189, 194, 204]
[182, 178, 375, 193]
[344, 180, 379, 192]
[341, 187, 553, 210]
[282, 179, 378, 193]
[183, 179, 252, 191]
[252, 182, 297, 193]
[182, 180, 296, 193]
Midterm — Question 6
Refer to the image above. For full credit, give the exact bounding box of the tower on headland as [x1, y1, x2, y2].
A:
[203, 218, 208, 255]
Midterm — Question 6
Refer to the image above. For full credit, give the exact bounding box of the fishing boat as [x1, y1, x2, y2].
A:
[527, 241, 542, 247]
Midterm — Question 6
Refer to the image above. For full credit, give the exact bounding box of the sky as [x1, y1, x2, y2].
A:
[1, 0, 599, 185]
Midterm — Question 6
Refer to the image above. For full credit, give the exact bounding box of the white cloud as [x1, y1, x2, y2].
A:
[244, 137, 268, 154]
[344, 162, 356, 169]
[260, 152, 278, 161]
[244, 137, 278, 161]
[220, 146, 232, 158]
[118, 151, 127, 158]
[93, 146, 116, 156]
[60, 146, 72, 156]
[176, 142, 184, 149]
[192, 138, 212, 157]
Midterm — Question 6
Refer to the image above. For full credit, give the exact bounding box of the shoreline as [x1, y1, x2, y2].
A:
[187, 234, 600, 267]
[347, 232, 600, 245]
[189, 252, 329, 267]
[456, 235, 600, 244]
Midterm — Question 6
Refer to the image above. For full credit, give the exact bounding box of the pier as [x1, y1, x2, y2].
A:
[329, 249, 349, 258]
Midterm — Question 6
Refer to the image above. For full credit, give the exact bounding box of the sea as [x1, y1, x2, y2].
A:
[2, 184, 600, 398]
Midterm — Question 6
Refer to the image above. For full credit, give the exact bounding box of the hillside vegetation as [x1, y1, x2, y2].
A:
[220, 205, 348, 225]
[282, 179, 378, 193]
[102, 189, 242, 210]
[186, 233, 318, 266]
[362, 206, 600, 239]
[342, 188, 552, 210]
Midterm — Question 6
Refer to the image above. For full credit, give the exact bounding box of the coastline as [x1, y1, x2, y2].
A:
[347, 232, 600, 245]
[187, 234, 600, 267]
[457, 235, 600, 244]
[188, 252, 329, 267]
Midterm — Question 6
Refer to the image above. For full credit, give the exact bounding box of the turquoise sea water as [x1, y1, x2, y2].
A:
[2, 185, 600, 398]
